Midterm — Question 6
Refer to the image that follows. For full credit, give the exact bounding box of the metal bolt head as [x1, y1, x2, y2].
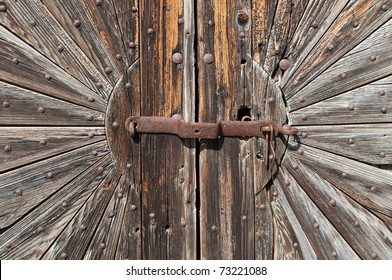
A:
[0, 4, 7, 12]
[332, 251, 338, 258]
[79, 224, 87, 232]
[5, 243, 12, 249]
[95, 0, 103, 6]
[329, 199, 337, 207]
[327, 44, 334, 51]
[381, 4, 388, 11]
[341, 172, 348, 178]
[86, 114, 94, 121]
[379, 90, 385, 96]
[14, 189, 22, 196]
[178, 17, 184, 24]
[97, 166, 104, 174]
[62, 201, 68, 208]
[36, 226, 44, 233]
[115, 53, 122, 60]
[352, 21, 359, 28]
[99, 243, 106, 249]
[117, 192, 123, 198]
[237, 12, 249, 25]
[347, 104, 355, 111]
[39, 139, 47, 146]
[59, 253, 67, 260]
[172, 52, 183, 64]
[3, 101, 10, 108]
[370, 186, 376, 192]
[241, 215, 247, 221]
[313, 223, 320, 229]
[354, 221, 360, 227]
[293, 242, 298, 248]
[4, 145, 12, 152]
[239, 32, 245, 39]
[381, 106, 387, 114]
[57, 45, 65, 52]
[112, 121, 119, 128]
[340, 73, 347, 79]
[211, 225, 218, 232]
[126, 163, 131, 169]
[37, 106, 45, 113]
[125, 82, 132, 88]
[302, 132, 308, 138]
[208, 20, 213, 27]
[347, 138, 355, 145]
[149, 212, 155, 219]
[379, 152, 386, 158]
[87, 96, 94, 102]
[96, 82, 103, 89]
[45, 74, 51, 81]
[203, 53, 214, 64]
[147, 28, 153, 34]
[104, 67, 113, 74]
[259, 204, 266, 210]
[47, 172, 54, 179]
[132, 6, 138, 12]
[130, 205, 137, 211]
[91, 150, 98, 156]
[73, 19, 81, 27]
[311, 20, 319, 28]
[301, 114, 308, 121]
[370, 55, 377, 62]
[279, 59, 291, 71]
[129, 41, 136, 48]
[12, 57, 19, 65]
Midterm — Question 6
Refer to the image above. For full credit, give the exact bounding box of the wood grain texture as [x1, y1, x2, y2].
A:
[275, 164, 360, 259]
[290, 75, 392, 125]
[283, 154, 392, 259]
[42, 168, 120, 260]
[283, 0, 392, 98]
[289, 18, 392, 111]
[0, 150, 111, 259]
[0, 26, 107, 111]
[287, 144, 392, 218]
[0, 141, 108, 229]
[0, 0, 112, 98]
[0, 127, 105, 173]
[255, 188, 274, 259]
[0, 82, 105, 125]
[42, 0, 127, 86]
[294, 124, 392, 165]
[139, 0, 196, 259]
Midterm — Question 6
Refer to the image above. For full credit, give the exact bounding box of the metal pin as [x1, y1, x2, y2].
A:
[80, 224, 87, 232]
[313, 223, 320, 229]
[39, 139, 47, 146]
[104, 67, 113, 74]
[203, 53, 214, 64]
[88, 96, 94, 102]
[129, 42, 136, 48]
[2, 101, 10, 108]
[5, 244, 11, 249]
[37, 106, 45, 113]
[381, 106, 387, 114]
[47, 172, 54, 179]
[59, 253, 67, 260]
[379, 152, 386, 158]
[279, 59, 291, 71]
[130, 205, 137, 211]
[12, 57, 19, 65]
[172, 52, 183, 64]
[126, 163, 131, 169]
[97, 166, 104, 174]
[178, 18, 184, 25]
[14, 189, 22, 196]
[149, 213, 155, 219]
[329, 199, 337, 207]
[211, 225, 218, 232]
[73, 19, 81, 27]
[347, 138, 355, 145]
[57, 45, 65, 52]
[96, 82, 103, 89]
[115, 54, 122, 60]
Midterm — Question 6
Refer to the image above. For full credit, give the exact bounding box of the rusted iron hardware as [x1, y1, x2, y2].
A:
[125, 115, 298, 139]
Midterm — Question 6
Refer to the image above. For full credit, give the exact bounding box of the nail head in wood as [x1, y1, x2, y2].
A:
[268, 97, 275, 103]
[371, 253, 378, 259]
[293, 242, 298, 248]
[241, 215, 247, 221]
[381, 4, 388, 11]
[379, 90, 385, 96]
[95, 0, 103, 6]
[79, 224, 87, 232]
[129, 41, 136, 48]
[211, 225, 218, 232]
[62, 201, 68, 208]
[313, 223, 320, 229]
[381, 106, 387, 114]
[370, 55, 377, 62]
[87, 96, 94, 102]
[126, 163, 131, 169]
[5, 244, 11, 249]
[73, 19, 81, 27]
[12, 57, 19, 65]
[239, 32, 245, 39]
[284, 180, 290, 186]
[379, 152, 386, 158]
[172, 52, 183, 64]
[37, 106, 45, 113]
[132, 6, 138, 12]
[301, 132, 308, 138]
[59, 253, 67, 260]
[203, 53, 214, 64]
[147, 28, 153, 34]
[112, 121, 119, 128]
[149, 213, 155, 219]
[311, 20, 319, 28]
[91, 150, 98, 156]
[208, 20, 213, 27]
[115, 54, 122, 60]
[347, 138, 355, 145]
[86, 114, 94, 121]
[39, 139, 47, 146]
[4, 145, 12, 153]
[341, 172, 348, 178]
[180, 219, 186, 227]
[298, 96, 305, 103]
[3, 101, 10, 108]
[47, 172, 54, 179]
[237, 12, 249, 25]
[104, 67, 113, 74]
[14, 189, 22, 196]
[340, 73, 347, 79]
[178, 17, 184, 24]
[36, 226, 44, 234]
[117, 192, 123, 198]
[45, 74, 51, 81]
[57, 45, 65, 52]
[130, 205, 137, 211]
[259, 204, 266, 210]
[97, 166, 104, 174]
[332, 251, 338, 258]
[125, 82, 132, 88]
[327, 44, 334, 51]
[96, 82, 103, 89]
[348, 104, 355, 111]
[279, 59, 291, 71]
[99, 243, 106, 249]
[29, 20, 36, 27]
[301, 114, 308, 121]
[354, 221, 360, 227]
[109, 210, 116, 217]
[370, 186, 376, 192]
[329, 199, 337, 207]
[352, 21, 359, 28]
[0, 4, 7, 12]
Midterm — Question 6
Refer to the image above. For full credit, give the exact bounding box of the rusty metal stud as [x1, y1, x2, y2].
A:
[268, 97, 275, 103]
[279, 58, 291, 71]
[370, 186, 376, 192]
[284, 180, 290, 186]
[241, 215, 247, 221]
[379, 152, 386, 158]
[347, 138, 355, 145]
[340, 73, 347, 79]
[104, 67, 113, 74]
[332, 251, 338, 258]
[86, 114, 94, 121]
[99, 243, 106, 249]
[371, 253, 378, 259]
[298, 148, 304, 155]
[268, 154, 274, 160]
[329, 199, 337, 207]
[381, 4, 388, 11]
[29, 20, 37, 27]
[112, 121, 119, 128]
[383, 236, 389, 242]
[347, 104, 355, 111]
[117, 192, 123, 198]
[129, 41, 136, 48]
[126, 163, 131, 169]
[97, 166, 104, 174]
[259, 204, 266, 210]
[203, 53, 214, 64]
[178, 17, 184, 25]
[73, 19, 81, 27]
[37, 106, 45, 113]
[4, 145, 12, 153]
[352, 21, 359, 28]
[272, 192, 278, 197]
[208, 20, 213, 27]
[379, 90, 385, 96]
[132, 6, 138, 12]
[12, 57, 19, 65]
[211, 225, 218, 232]
[36, 226, 44, 234]
[87, 96, 94, 102]
[149, 213, 155, 219]
[115, 53, 122, 60]
[47, 172, 54, 179]
[299, 96, 305, 103]
[39, 139, 47, 146]
[239, 32, 245, 39]
[302, 132, 308, 138]
[327, 44, 334, 51]
[130, 205, 137, 211]
[354, 221, 360, 227]
[59, 253, 67, 260]
[147, 28, 154, 34]
[172, 52, 183, 64]
[79, 224, 86, 232]
[292, 163, 298, 170]
[125, 82, 132, 88]
[293, 242, 298, 248]
[5, 244, 12, 249]
[0, 4, 7, 12]
[61, 201, 68, 208]
[96, 82, 103, 89]
[95, 0, 103, 6]
[3, 101, 10, 108]
[342, 172, 348, 178]
[57, 45, 65, 52]
[91, 150, 98, 156]
[180, 219, 186, 227]
[237, 12, 249, 25]
[313, 223, 320, 229]
[14, 189, 22, 196]
[370, 55, 377, 62]
[311, 20, 319, 28]
[301, 114, 308, 121]
[381, 106, 387, 114]
[45, 74, 52, 81]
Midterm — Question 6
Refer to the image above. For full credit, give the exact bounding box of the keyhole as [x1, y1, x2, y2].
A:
[237, 107, 251, 121]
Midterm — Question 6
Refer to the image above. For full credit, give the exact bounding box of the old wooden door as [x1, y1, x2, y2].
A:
[1, 0, 392, 260]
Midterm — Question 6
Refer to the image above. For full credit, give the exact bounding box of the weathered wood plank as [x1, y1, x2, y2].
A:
[283, 154, 392, 259]
[271, 179, 317, 260]
[289, 18, 392, 111]
[140, 0, 196, 259]
[42, 0, 127, 86]
[0, 151, 112, 259]
[42, 168, 120, 260]
[255, 188, 274, 259]
[0, 141, 108, 229]
[0, 82, 105, 126]
[0, 26, 107, 111]
[280, 0, 349, 86]
[294, 124, 392, 165]
[290, 75, 392, 125]
[283, 0, 392, 98]
[0, 127, 105, 173]
[287, 143, 392, 218]
[276, 163, 360, 259]
[0, 0, 112, 98]
[112, 0, 139, 66]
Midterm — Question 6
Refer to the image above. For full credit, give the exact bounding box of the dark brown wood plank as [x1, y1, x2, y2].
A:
[42, 0, 128, 86]
[283, 0, 392, 99]
[287, 143, 392, 218]
[295, 124, 392, 165]
[42, 168, 120, 260]
[288, 18, 392, 111]
[0, 141, 108, 229]
[0, 150, 111, 259]
[0, 82, 105, 125]
[0, 26, 106, 111]
[276, 163, 360, 259]
[283, 154, 392, 259]
[0, 0, 112, 97]
[0, 127, 105, 173]
[139, 0, 196, 259]
[290, 75, 392, 125]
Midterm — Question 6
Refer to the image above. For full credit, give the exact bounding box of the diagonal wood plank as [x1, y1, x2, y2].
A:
[42, 168, 121, 260]
[287, 143, 392, 218]
[0, 82, 105, 125]
[42, 0, 127, 86]
[0, 141, 108, 229]
[274, 164, 360, 259]
[290, 75, 392, 125]
[0, 127, 105, 173]
[0, 153, 113, 259]
[0, 26, 107, 110]
[289, 18, 392, 111]
[0, 0, 112, 97]
[283, 0, 392, 99]
[283, 153, 392, 259]
[294, 124, 392, 165]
